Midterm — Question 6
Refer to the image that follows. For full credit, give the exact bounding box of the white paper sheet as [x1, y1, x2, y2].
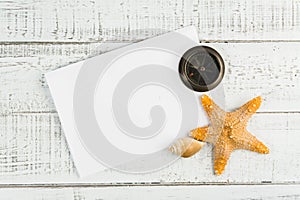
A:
[46, 26, 201, 177]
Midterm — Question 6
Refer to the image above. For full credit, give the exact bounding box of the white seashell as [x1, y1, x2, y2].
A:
[169, 137, 205, 158]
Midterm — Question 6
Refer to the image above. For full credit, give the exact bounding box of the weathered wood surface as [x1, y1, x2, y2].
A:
[0, 0, 300, 42]
[0, 42, 299, 114]
[0, 0, 300, 198]
[0, 185, 300, 200]
[0, 112, 299, 184]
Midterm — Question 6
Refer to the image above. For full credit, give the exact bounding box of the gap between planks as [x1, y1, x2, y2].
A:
[0, 182, 299, 189]
[2, 39, 300, 45]
[5, 111, 300, 115]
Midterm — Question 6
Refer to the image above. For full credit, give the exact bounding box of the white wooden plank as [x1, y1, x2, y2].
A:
[0, 42, 299, 114]
[0, 112, 299, 184]
[0, 185, 299, 200]
[0, 0, 300, 42]
[0, 42, 128, 114]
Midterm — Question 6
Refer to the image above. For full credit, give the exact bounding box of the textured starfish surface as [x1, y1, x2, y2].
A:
[190, 95, 269, 175]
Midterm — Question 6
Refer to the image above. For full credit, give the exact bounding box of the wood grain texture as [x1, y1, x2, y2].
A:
[0, 42, 299, 114]
[0, 0, 300, 42]
[0, 185, 300, 200]
[0, 112, 299, 184]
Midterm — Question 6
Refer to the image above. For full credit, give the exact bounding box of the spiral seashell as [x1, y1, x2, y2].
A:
[169, 137, 205, 158]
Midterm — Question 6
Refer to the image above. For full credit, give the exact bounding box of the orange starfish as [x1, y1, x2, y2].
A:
[190, 95, 270, 175]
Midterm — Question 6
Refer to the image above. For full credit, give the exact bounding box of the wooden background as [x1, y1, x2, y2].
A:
[0, 0, 300, 199]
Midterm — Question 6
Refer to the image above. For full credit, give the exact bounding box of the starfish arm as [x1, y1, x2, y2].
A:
[213, 139, 234, 175]
[232, 96, 262, 124]
[190, 126, 208, 142]
[201, 95, 225, 120]
[232, 130, 269, 154]
[190, 126, 220, 143]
